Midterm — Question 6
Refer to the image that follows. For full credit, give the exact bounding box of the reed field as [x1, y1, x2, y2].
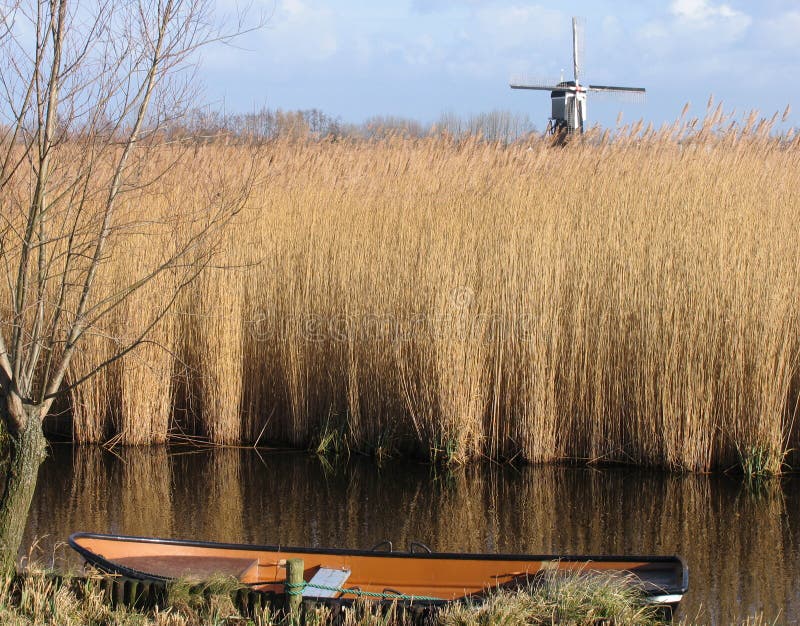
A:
[6, 111, 800, 473]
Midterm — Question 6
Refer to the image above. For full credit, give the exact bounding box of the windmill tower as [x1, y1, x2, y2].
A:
[510, 17, 645, 134]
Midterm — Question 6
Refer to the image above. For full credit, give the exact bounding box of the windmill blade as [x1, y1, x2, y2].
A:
[572, 17, 585, 83]
[588, 85, 646, 103]
[510, 75, 563, 91]
[588, 85, 646, 93]
[510, 82, 563, 91]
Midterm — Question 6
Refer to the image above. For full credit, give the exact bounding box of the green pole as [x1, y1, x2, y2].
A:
[285, 558, 304, 621]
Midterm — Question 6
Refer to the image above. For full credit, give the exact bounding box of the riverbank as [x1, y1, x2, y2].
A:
[0, 567, 668, 625]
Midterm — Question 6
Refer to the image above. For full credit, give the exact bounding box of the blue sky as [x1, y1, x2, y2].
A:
[201, 0, 799, 131]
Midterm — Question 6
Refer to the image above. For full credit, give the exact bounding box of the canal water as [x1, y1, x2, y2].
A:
[23, 445, 799, 624]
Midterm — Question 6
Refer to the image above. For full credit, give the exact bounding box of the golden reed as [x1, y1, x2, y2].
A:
[9, 114, 799, 472]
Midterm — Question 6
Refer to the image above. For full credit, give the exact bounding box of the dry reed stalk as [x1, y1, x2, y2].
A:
[183, 267, 245, 444]
[113, 232, 178, 445]
[67, 259, 120, 443]
[68, 336, 113, 443]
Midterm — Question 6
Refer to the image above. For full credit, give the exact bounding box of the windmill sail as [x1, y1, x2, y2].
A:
[588, 85, 646, 103]
[510, 83, 563, 91]
[588, 85, 646, 93]
[510, 75, 563, 91]
[572, 17, 585, 84]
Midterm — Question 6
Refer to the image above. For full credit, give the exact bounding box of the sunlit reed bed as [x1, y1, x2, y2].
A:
[5, 113, 799, 473]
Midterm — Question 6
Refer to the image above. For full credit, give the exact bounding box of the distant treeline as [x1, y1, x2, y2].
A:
[166, 107, 537, 143]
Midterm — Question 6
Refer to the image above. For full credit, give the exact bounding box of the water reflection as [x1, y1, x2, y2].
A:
[25, 445, 799, 624]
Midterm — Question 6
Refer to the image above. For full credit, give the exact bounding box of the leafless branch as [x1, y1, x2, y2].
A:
[0, 0, 261, 434]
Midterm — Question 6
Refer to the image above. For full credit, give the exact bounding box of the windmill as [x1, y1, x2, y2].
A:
[510, 17, 645, 134]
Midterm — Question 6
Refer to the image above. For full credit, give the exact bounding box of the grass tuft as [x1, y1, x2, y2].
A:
[440, 571, 663, 626]
[735, 444, 784, 480]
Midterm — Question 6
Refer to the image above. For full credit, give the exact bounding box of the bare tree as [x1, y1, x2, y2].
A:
[0, 0, 258, 571]
[362, 115, 425, 139]
[435, 110, 536, 143]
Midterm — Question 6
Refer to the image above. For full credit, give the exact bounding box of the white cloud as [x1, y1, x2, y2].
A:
[636, 0, 751, 64]
[465, 4, 567, 79]
[370, 4, 565, 80]
[600, 15, 623, 42]
[400, 34, 438, 66]
[353, 35, 373, 66]
[758, 10, 800, 49]
[637, 20, 671, 46]
[201, 0, 340, 74]
[263, 0, 339, 64]
[410, 0, 497, 14]
[475, 4, 564, 50]
[669, 0, 751, 38]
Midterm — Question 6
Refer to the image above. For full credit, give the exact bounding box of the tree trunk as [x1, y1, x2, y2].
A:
[0, 416, 46, 575]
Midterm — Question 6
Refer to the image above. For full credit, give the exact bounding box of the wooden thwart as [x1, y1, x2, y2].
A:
[304, 567, 351, 598]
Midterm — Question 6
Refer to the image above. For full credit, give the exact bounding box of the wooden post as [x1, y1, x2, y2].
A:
[285, 558, 304, 621]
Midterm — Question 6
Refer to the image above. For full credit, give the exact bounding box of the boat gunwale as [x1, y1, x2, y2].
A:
[68, 532, 689, 596]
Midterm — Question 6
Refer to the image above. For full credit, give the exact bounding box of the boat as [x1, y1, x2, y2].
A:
[69, 532, 688, 610]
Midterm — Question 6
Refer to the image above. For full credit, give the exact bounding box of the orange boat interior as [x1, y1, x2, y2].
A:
[72, 534, 683, 601]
